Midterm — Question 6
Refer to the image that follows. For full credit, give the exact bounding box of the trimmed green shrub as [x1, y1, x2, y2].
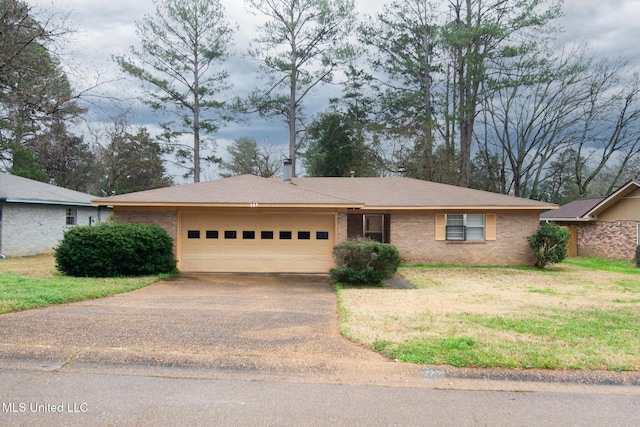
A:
[330, 239, 401, 285]
[55, 222, 176, 277]
[527, 223, 572, 269]
[635, 245, 640, 267]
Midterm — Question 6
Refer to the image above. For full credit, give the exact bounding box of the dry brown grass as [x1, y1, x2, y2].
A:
[0, 254, 57, 278]
[338, 263, 640, 369]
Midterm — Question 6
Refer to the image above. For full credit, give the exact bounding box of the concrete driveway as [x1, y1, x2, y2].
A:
[1, 274, 638, 394]
[0, 274, 405, 383]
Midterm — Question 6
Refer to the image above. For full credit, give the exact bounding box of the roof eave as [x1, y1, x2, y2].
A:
[585, 180, 640, 217]
[360, 205, 557, 211]
[95, 201, 553, 210]
[93, 201, 365, 209]
[2, 198, 94, 207]
[541, 217, 592, 222]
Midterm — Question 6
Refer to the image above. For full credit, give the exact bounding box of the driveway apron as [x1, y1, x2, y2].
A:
[0, 274, 390, 377]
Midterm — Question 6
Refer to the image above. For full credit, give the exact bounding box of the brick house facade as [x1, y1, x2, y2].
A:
[541, 180, 640, 261]
[113, 207, 541, 268]
[100, 175, 554, 273]
[114, 208, 178, 258]
[577, 221, 638, 260]
[550, 220, 639, 261]
[390, 212, 538, 265]
[0, 203, 108, 256]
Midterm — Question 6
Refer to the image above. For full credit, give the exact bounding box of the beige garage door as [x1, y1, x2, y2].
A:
[179, 212, 336, 273]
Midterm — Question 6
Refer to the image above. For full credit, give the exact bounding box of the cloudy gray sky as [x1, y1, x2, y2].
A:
[29, 0, 640, 180]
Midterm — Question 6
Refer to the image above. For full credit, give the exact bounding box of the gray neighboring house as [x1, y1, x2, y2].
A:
[0, 173, 111, 256]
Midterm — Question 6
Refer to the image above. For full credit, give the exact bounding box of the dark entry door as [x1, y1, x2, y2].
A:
[347, 214, 391, 243]
[364, 214, 384, 242]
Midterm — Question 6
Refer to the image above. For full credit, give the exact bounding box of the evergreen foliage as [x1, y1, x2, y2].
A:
[304, 111, 378, 177]
[527, 223, 572, 269]
[219, 137, 281, 178]
[246, 0, 357, 177]
[330, 239, 401, 285]
[115, 0, 234, 183]
[55, 222, 176, 277]
[2, 0, 638, 202]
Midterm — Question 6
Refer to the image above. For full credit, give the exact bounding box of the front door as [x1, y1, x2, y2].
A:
[347, 214, 390, 243]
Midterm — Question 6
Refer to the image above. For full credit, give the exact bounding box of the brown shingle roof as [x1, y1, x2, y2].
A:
[288, 177, 554, 208]
[540, 197, 604, 220]
[93, 174, 361, 207]
[94, 174, 557, 210]
[541, 180, 640, 221]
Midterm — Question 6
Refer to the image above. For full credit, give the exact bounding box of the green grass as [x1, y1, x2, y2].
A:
[375, 308, 639, 370]
[614, 278, 640, 294]
[344, 257, 640, 371]
[614, 298, 640, 304]
[407, 257, 640, 274]
[528, 288, 560, 296]
[563, 256, 640, 274]
[403, 263, 538, 271]
[0, 272, 166, 314]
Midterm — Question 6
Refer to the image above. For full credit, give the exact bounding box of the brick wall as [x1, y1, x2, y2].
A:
[576, 221, 638, 260]
[336, 213, 348, 243]
[110, 208, 540, 267]
[1, 203, 110, 256]
[346, 214, 363, 238]
[114, 208, 178, 256]
[390, 212, 538, 265]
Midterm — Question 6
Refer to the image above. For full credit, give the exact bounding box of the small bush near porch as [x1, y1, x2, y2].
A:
[330, 239, 401, 285]
[338, 257, 640, 371]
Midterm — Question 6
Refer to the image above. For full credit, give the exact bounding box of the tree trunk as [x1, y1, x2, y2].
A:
[289, 23, 298, 177]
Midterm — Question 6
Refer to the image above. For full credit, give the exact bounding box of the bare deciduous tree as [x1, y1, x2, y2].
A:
[220, 137, 282, 178]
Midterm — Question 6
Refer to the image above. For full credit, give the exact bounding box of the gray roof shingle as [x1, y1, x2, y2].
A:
[0, 173, 96, 206]
[93, 174, 360, 206]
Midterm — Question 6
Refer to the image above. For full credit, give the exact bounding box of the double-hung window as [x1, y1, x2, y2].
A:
[446, 214, 485, 241]
[66, 208, 77, 226]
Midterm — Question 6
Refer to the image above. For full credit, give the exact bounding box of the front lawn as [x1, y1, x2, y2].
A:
[0, 254, 165, 314]
[338, 258, 640, 371]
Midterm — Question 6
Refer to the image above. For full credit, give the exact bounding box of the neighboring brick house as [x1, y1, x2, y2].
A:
[94, 173, 556, 273]
[0, 173, 111, 256]
[540, 179, 640, 260]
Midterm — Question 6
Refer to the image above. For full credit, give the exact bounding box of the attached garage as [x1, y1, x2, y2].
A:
[179, 212, 336, 273]
[95, 173, 556, 272]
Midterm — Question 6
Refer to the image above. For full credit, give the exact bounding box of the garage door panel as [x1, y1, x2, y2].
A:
[180, 213, 335, 273]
